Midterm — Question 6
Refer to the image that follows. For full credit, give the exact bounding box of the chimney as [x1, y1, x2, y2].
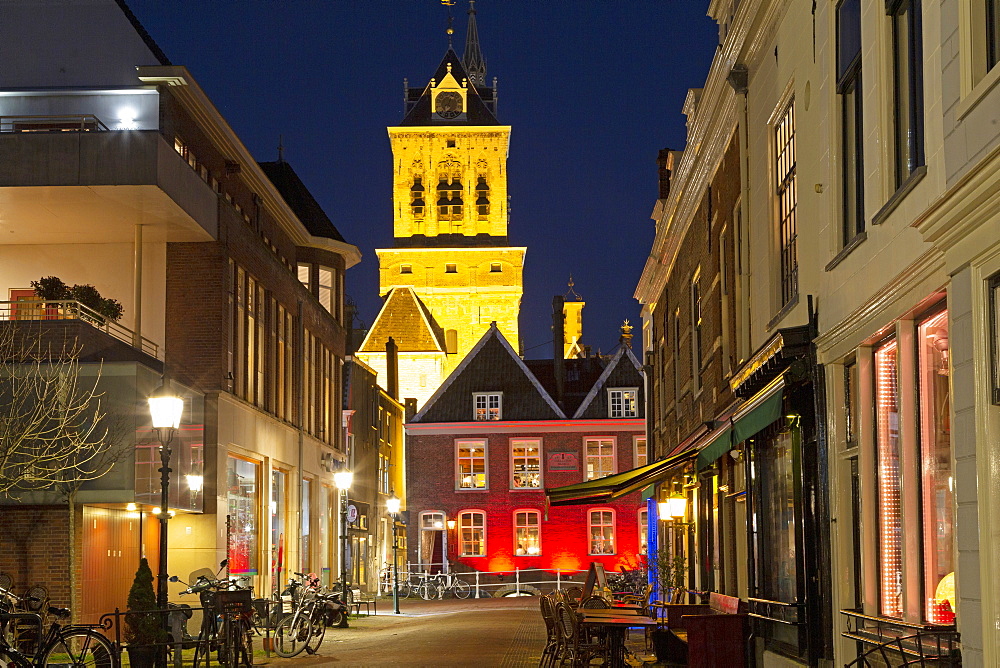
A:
[552, 296, 565, 409]
[386, 337, 399, 401]
[404, 398, 418, 421]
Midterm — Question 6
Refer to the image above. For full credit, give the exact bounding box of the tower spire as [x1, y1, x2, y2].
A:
[462, 0, 486, 87]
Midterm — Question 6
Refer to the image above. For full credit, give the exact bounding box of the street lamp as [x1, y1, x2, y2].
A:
[147, 380, 184, 615]
[334, 469, 353, 614]
[386, 491, 401, 614]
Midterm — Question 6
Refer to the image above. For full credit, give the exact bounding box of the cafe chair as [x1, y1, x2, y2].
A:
[539, 595, 562, 668]
[556, 601, 608, 666]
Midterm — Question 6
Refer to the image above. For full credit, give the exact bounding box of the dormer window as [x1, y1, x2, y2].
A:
[608, 388, 638, 418]
[474, 392, 502, 420]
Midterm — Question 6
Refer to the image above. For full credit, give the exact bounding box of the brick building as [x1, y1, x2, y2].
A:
[403, 315, 648, 585]
[0, 0, 359, 620]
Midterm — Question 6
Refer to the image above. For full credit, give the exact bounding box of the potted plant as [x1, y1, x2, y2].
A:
[124, 558, 166, 668]
[30, 276, 124, 322]
[648, 547, 688, 662]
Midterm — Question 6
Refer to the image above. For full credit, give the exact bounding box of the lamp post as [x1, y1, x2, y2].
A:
[386, 491, 401, 614]
[147, 380, 184, 615]
[334, 469, 353, 613]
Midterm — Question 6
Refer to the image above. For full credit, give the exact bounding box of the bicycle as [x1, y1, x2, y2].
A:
[0, 585, 118, 668]
[416, 572, 471, 600]
[378, 566, 412, 599]
[272, 572, 341, 658]
[172, 560, 253, 668]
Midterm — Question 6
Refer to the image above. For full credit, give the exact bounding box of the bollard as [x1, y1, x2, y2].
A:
[475, 571, 480, 598]
[515, 568, 520, 595]
[557, 569, 561, 591]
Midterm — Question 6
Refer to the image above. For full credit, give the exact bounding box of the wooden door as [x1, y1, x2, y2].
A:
[81, 507, 142, 624]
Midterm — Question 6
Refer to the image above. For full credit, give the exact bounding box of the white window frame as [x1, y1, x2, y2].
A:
[585, 438, 616, 480]
[514, 509, 541, 556]
[633, 436, 648, 468]
[588, 508, 616, 555]
[510, 439, 542, 489]
[458, 510, 486, 556]
[638, 508, 649, 555]
[473, 392, 502, 421]
[607, 388, 639, 418]
[456, 439, 488, 490]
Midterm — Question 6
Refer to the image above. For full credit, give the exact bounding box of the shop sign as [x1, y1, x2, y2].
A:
[547, 449, 579, 472]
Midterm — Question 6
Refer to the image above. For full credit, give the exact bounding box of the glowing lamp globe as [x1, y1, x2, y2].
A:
[334, 470, 353, 490]
[386, 493, 401, 515]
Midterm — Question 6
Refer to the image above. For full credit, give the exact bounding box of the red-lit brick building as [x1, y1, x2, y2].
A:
[403, 318, 647, 582]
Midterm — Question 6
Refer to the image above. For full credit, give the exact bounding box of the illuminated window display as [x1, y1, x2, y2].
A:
[918, 310, 953, 623]
[459, 511, 485, 556]
[874, 338, 902, 618]
[227, 456, 259, 576]
[589, 509, 615, 555]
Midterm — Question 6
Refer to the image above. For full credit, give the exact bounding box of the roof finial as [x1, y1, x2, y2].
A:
[462, 0, 486, 87]
[619, 319, 634, 348]
[565, 275, 583, 301]
[277, 134, 284, 163]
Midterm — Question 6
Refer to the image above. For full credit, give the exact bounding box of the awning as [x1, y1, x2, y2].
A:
[697, 377, 785, 469]
[546, 449, 696, 507]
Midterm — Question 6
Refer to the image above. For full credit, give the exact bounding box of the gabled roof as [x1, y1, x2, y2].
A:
[571, 345, 645, 419]
[523, 356, 607, 416]
[400, 49, 499, 126]
[357, 287, 446, 354]
[412, 324, 565, 423]
[259, 160, 346, 242]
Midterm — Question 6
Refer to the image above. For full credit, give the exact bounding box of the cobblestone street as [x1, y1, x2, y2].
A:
[265, 597, 547, 667]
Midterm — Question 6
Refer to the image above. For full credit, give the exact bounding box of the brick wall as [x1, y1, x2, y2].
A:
[0, 505, 75, 610]
[405, 427, 647, 578]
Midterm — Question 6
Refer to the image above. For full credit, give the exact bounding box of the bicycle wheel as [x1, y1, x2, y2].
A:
[417, 581, 438, 601]
[451, 579, 471, 599]
[396, 579, 412, 599]
[273, 611, 312, 658]
[305, 608, 326, 655]
[42, 629, 117, 668]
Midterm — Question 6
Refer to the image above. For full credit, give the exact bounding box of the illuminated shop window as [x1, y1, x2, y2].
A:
[226, 456, 259, 576]
[456, 440, 487, 489]
[589, 509, 616, 555]
[608, 388, 638, 418]
[459, 511, 486, 556]
[585, 438, 615, 480]
[875, 338, 903, 618]
[918, 309, 954, 623]
[514, 510, 540, 556]
[474, 392, 501, 420]
[511, 440, 541, 489]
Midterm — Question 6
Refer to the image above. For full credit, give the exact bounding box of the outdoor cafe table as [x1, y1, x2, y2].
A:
[580, 612, 658, 668]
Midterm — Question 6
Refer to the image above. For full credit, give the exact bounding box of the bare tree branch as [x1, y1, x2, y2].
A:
[0, 324, 128, 497]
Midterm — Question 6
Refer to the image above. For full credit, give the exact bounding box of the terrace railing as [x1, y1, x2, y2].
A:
[0, 114, 110, 133]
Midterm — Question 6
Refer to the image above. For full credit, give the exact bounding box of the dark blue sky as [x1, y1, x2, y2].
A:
[128, 0, 718, 358]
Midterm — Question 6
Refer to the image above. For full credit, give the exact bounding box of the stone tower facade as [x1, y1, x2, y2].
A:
[368, 5, 525, 394]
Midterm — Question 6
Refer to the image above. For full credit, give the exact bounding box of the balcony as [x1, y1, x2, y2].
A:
[0, 299, 160, 363]
[0, 120, 218, 244]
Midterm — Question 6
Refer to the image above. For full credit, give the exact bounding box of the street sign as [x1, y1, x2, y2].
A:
[347, 504, 358, 524]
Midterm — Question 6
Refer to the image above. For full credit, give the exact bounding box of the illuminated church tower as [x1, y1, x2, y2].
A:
[359, 2, 525, 406]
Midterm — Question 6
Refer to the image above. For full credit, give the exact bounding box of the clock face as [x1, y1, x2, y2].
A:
[435, 91, 462, 119]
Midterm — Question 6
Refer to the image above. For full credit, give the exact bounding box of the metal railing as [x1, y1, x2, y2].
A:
[0, 300, 159, 359]
[393, 564, 588, 599]
[841, 608, 961, 666]
[0, 114, 110, 133]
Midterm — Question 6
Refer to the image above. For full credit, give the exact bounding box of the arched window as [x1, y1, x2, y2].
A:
[410, 177, 425, 219]
[458, 510, 486, 556]
[437, 177, 463, 222]
[475, 176, 490, 219]
[514, 510, 541, 556]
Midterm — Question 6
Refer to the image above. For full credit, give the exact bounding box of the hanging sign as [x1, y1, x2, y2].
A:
[346, 504, 359, 524]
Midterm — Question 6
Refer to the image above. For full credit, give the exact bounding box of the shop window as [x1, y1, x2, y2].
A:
[456, 440, 487, 489]
[874, 338, 903, 618]
[775, 99, 798, 307]
[889, 0, 925, 188]
[608, 388, 638, 418]
[585, 438, 615, 480]
[459, 511, 486, 556]
[300, 478, 312, 573]
[838, 0, 865, 244]
[271, 469, 287, 579]
[473, 392, 501, 420]
[589, 509, 616, 555]
[511, 440, 541, 489]
[226, 456, 259, 576]
[918, 309, 954, 623]
[514, 510, 540, 556]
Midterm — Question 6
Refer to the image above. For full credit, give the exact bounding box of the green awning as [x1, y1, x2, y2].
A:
[546, 449, 695, 506]
[697, 383, 784, 469]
